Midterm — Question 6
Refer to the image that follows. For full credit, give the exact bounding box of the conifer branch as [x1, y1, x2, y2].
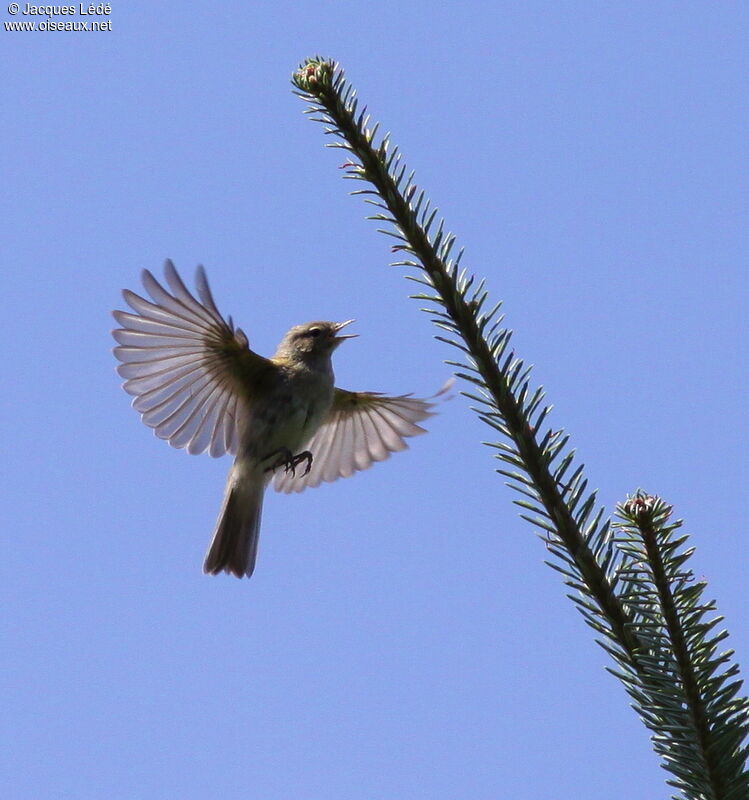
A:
[613, 494, 749, 800]
[291, 56, 641, 663]
[291, 57, 749, 800]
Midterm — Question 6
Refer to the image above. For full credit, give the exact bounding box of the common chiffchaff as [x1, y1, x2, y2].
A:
[112, 261, 440, 578]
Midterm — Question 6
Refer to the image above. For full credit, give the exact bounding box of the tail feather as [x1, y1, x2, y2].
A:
[203, 466, 264, 578]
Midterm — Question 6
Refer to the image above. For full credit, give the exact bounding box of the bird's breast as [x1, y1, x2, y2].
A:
[238, 365, 334, 460]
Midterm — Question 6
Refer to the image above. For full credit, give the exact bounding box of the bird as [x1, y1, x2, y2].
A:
[111, 260, 442, 578]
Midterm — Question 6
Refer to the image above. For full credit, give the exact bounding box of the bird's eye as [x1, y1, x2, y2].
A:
[307, 327, 322, 338]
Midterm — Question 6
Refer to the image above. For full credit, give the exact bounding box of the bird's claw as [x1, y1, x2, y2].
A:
[291, 450, 313, 476]
[263, 447, 313, 477]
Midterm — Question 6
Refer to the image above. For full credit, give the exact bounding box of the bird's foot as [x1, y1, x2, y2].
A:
[291, 450, 313, 476]
[263, 448, 313, 477]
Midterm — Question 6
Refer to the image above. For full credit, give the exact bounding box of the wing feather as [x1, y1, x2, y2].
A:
[131, 362, 207, 411]
[157, 374, 218, 441]
[112, 260, 270, 457]
[359, 407, 389, 463]
[221, 394, 240, 455]
[351, 411, 372, 471]
[302, 411, 340, 488]
[112, 309, 200, 339]
[273, 388, 442, 493]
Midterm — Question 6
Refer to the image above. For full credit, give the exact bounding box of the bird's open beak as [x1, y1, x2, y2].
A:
[334, 319, 358, 341]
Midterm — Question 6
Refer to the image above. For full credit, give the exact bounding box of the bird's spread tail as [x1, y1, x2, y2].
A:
[203, 464, 264, 578]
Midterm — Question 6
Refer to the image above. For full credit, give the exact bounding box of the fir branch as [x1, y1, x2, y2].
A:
[614, 494, 749, 800]
[291, 57, 749, 799]
[291, 56, 642, 663]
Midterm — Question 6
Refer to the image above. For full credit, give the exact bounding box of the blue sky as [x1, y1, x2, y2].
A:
[3, 3, 748, 798]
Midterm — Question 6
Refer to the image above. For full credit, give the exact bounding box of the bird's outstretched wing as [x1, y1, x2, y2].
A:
[112, 260, 272, 457]
[273, 387, 443, 493]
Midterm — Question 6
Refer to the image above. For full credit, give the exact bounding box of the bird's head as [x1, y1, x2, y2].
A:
[274, 320, 357, 364]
